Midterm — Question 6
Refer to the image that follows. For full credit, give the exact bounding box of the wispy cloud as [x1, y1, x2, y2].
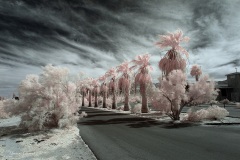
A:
[0, 0, 240, 96]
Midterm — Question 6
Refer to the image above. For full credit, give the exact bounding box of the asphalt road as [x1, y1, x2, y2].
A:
[78, 107, 240, 160]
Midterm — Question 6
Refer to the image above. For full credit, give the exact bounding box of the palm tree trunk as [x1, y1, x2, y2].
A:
[103, 92, 107, 108]
[112, 81, 116, 109]
[141, 83, 149, 113]
[124, 87, 130, 111]
[81, 91, 85, 107]
[94, 90, 98, 107]
[88, 90, 92, 107]
[195, 75, 199, 81]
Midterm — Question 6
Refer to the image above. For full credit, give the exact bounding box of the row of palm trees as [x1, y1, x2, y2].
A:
[79, 29, 203, 113]
[78, 54, 153, 113]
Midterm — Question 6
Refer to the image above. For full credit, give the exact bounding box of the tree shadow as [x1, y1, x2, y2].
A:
[86, 113, 127, 118]
[0, 126, 28, 137]
[79, 116, 199, 129]
[79, 117, 150, 126]
[79, 107, 200, 129]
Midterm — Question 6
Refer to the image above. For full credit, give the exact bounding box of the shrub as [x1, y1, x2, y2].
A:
[236, 103, 240, 109]
[186, 105, 229, 121]
[131, 103, 142, 114]
[206, 105, 229, 120]
[0, 99, 20, 119]
[16, 65, 79, 131]
[186, 107, 208, 122]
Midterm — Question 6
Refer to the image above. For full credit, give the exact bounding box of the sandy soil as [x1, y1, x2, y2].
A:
[0, 117, 97, 160]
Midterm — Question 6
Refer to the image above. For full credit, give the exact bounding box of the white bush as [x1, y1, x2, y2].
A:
[186, 105, 229, 121]
[0, 100, 9, 119]
[130, 96, 141, 103]
[187, 107, 208, 122]
[209, 100, 219, 105]
[79, 111, 88, 118]
[236, 103, 240, 109]
[206, 105, 229, 120]
[117, 105, 124, 111]
[131, 104, 142, 114]
[0, 99, 20, 119]
[14, 65, 80, 132]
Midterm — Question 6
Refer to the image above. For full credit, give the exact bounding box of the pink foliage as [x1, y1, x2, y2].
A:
[92, 86, 99, 94]
[155, 29, 190, 57]
[190, 65, 202, 81]
[117, 61, 132, 111]
[157, 30, 189, 76]
[105, 67, 117, 78]
[117, 61, 132, 92]
[132, 53, 153, 113]
[16, 64, 79, 131]
[98, 75, 107, 82]
[150, 70, 218, 120]
[100, 83, 108, 93]
[118, 74, 130, 93]
[188, 74, 218, 105]
[190, 65, 202, 77]
[159, 49, 186, 75]
[92, 79, 100, 95]
[117, 61, 132, 74]
[91, 79, 99, 87]
[156, 70, 188, 116]
[132, 54, 153, 69]
[105, 68, 117, 95]
[133, 54, 152, 86]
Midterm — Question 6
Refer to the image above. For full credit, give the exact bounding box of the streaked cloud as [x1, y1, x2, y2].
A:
[0, 0, 240, 96]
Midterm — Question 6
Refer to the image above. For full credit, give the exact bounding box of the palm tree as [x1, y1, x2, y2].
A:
[132, 54, 153, 113]
[105, 68, 117, 109]
[156, 29, 190, 76]
[86, 78, 94, 107]
[117, 61, 132, 111]
[92, 79, 99, 107]
[190, 65, 202, 81]
[81, 86, 86, 107]
[99, 75, 108, 108]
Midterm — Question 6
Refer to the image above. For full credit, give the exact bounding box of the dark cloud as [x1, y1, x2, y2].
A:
[215, 59, 240, 68]
[0, 0, 240, 96]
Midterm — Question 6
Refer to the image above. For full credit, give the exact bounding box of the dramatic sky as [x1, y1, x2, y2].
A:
[1, 0, 240, 97]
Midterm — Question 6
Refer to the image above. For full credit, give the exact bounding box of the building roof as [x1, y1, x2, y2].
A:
[216, 85, 233, 89]
[217, 80, 228, 84]
[226, 72, 240, 76]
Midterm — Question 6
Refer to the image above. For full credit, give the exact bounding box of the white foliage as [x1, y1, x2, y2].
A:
[188, 74, 218, 105]
[0, 99, 19, 118]
[130, 95, 141, 103]
[186, 107, 209, 122]
[236, 103, 240, 109]
[15, 64, 80, 131]
[131, 104, 142, 114]
[150, 69, 218, 120]
[0, 101, 9, 119]
[209, 100, 219, 105]
[206, 105, 229, 120]
[186, 105, 229, 121]
[79, 111, 88, 118]
[117, 105, 124, 111]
